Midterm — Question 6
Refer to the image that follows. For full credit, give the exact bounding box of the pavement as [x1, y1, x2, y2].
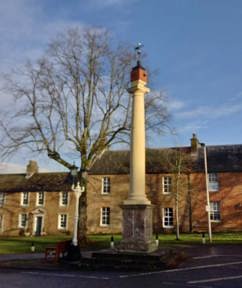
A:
[0, 244, 241, 271]
[1, 245, 242, 288]
[0, 252, 63, 271]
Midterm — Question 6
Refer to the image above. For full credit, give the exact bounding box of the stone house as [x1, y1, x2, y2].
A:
[1, 135, 242, 236]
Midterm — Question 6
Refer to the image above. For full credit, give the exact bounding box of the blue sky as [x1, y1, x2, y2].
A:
[1, 0, 242, 172]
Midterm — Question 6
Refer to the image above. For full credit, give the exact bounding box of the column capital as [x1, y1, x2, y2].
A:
[127, 80, 150, 94]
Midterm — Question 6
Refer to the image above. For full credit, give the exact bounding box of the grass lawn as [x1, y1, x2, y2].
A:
[156, 232, 242, 244]
[1, 232, 242, 254]
[0, 235, 71, 254]
[90, 232, 242, 247]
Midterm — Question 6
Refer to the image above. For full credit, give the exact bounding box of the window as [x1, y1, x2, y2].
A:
[36, 192, 45, 206]
[100, 207, 110, 226]
[102, 177, 111, 194]
[208, 173, 219, 192]
[58, 214, 68, 229]
[210, 201, 221, 222]
[19, 213, 28, 228]
[60, 192, 68, 206]
[162, 176, 172, 194]
[0, 215, 3, 232]
[0, 193, 5, 207]
[21, 192, 29, 206]
[163, 207, 173, 228]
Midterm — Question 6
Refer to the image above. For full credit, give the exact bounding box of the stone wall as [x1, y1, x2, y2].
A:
[0, 191, 75, 236]
[1, 171, 242, 236]
[86, 173, 191, 234]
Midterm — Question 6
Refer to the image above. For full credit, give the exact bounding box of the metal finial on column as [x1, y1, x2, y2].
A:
[135, 42, 144, 65]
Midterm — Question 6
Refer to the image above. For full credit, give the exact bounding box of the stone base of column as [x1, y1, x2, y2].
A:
[117, 204, 157, 253]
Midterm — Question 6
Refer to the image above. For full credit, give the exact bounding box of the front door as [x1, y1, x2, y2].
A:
[35, 216, 43, 236]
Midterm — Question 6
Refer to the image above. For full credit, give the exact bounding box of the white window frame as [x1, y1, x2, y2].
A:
[58, 214, 68, 230]
[208, 173, 219, 192]
[0, 193, 5, 207]
[100, 207, 110, 226]
[163, 207, 174, 228]
[59, 191, 68, 206]
[102, 177, 111, 194]
[36, 192, 45, 206]
[19, 213, 28, 229]
[210, 201, 221, 222]
[162, 176, 172, 194]
[0, 215, 3, 232]
[21, 192, 29, 206]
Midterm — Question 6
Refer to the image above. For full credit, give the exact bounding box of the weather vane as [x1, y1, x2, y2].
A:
[135, 42, 144, 63]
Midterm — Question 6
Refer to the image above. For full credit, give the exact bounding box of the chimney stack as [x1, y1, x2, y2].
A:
[26, 160, 39, 179]
[190, 133, 201, 154]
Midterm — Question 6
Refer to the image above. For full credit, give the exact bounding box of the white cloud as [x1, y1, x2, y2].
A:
[177, 103, 242, 120]
[0, 1, 85, 72]
[89, 0, 138, 7]
[0, 1, 87, 107]
[177, 121, 208, 133]
[167, 98, 185, 111]
[0, 162, 25, 174]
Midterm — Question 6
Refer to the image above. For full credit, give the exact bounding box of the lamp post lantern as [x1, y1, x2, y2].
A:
[201, 143, 212, 243]
[71, 181, 85, 246]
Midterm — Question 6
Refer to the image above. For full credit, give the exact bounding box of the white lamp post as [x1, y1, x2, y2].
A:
[71, 181, 85, 246]
[201, 143, 212, 243]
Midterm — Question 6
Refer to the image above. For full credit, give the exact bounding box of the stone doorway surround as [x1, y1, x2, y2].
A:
[31, 208, 45, 236]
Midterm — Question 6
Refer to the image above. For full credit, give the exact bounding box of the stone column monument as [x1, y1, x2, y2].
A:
[119, 45, 156, 252]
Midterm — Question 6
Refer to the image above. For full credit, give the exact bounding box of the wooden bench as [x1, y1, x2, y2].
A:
[45, 240, 71, 262]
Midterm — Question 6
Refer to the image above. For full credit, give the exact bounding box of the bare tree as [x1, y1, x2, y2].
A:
[166, 148, 192, 240]
[0, 27, 168, 243]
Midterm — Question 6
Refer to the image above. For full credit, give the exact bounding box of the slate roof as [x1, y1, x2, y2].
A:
[1, 144, 242, 192]
[195, 145, 242, 173]
[90, 145, 242, 174]
[90, 147, 191, 175]
[0, 172, 71, 192]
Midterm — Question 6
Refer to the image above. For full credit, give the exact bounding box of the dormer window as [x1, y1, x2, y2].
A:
[208, 173, 219, 192]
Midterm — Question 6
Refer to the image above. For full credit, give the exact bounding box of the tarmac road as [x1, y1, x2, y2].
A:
[1, 245, 242, 288]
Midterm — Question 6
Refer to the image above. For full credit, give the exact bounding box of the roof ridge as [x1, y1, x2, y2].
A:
[0, 171, 69, 177]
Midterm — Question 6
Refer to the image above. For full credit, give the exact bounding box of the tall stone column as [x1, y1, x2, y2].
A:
[120, 59, 156, 253]
[124, 67, 150, 205]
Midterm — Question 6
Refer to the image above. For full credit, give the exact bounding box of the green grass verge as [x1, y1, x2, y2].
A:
[1, 232, 242, 254]
[0, 235, 71, 254]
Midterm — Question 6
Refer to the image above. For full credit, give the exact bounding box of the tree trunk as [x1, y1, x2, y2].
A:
[187, 174, 193, 233]
[175, 180, 180, 240]
[78, 171, 88, 247]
